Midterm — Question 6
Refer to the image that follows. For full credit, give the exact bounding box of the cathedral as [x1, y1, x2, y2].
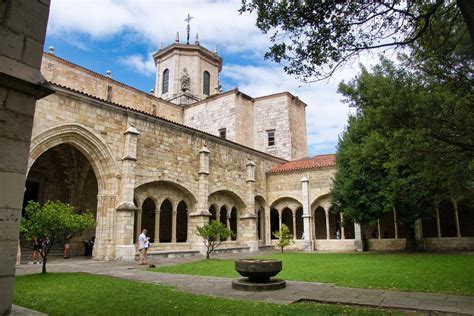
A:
[24, 33, 473, 261]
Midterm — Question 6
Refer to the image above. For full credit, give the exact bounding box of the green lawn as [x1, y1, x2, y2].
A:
[152, 252, 474, 295]
[14, 273, 398, 315]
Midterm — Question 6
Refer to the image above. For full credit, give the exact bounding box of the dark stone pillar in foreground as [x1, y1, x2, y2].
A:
[0, 0, 52, 314]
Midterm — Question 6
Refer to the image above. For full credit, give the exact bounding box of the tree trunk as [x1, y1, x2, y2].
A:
[42, 256, 47, 274]
[404, 223, 418, 252]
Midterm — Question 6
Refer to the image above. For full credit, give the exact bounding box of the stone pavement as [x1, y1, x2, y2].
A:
[15, 253, 474, 315]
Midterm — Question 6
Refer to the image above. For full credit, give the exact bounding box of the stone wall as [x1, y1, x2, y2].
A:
[183, 91, 237, 142]
[41, 53, 183, 123]
[424, 237, 474, 251]
[314, 239, 356, 251]
[367, 239, 406, 251]
[267, 167, 336, 209]
[235, 93, 255, 148]
[254, 94, 292, 159]
[288, 95, 308, 159]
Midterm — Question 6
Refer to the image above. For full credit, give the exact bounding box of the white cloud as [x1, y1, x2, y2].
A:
[48, 0, 269, 54]
[119, 54, 156, 76]
[47, 0, 382, 156]
[48, 0, 134, 38]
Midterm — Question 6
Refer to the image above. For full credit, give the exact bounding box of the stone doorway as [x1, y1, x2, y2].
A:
[24, 143, 98, 255]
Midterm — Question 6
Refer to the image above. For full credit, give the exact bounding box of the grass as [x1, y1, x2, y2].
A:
[14, 273, 399, 315]
[152, 252, 474, 295]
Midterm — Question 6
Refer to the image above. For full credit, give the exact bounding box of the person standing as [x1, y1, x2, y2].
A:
[138, 229, 149, 265]
[28, 236, 43, 264]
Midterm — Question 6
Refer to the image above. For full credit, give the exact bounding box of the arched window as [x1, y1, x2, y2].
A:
[203, 71, 210, 96]
[162, 69, 169, 94]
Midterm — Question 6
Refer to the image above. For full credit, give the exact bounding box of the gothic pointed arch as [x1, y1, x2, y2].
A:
[134, 180, 197, 210]
[29, 124, 116, 193]
[269, 197, 302, 213]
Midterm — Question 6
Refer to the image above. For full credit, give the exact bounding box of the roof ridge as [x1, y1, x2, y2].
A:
[43, 52, 180, 109]
[267, 154, 336, 174]
[49, 82, 288, 164]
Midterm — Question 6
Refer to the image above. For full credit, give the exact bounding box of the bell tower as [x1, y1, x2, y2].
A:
[153, 14, 222, 105]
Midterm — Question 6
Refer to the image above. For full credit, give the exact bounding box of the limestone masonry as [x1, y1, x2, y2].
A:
[24, 39, 473, 262]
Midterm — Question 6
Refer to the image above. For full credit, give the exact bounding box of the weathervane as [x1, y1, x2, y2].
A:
[184, 13, 194, 45]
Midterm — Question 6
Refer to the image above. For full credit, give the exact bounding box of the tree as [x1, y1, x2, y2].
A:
[196, 220, 233, 259]
[240, 0, 473, 81]
[21, 200, 96, 273]
[331, 58, 473, 251]
[272, 224, 294, 253]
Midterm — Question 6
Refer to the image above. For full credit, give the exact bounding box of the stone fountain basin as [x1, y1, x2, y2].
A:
[235, 259, 282, 282]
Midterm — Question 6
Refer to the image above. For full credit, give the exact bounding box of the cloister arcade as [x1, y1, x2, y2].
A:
[23, 139, 474, 255]
[134, 181, 196, 244]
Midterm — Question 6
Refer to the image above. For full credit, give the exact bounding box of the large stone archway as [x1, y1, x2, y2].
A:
[25, 144, 99, 255]
[29, 124, 116, 191]
[28, 124, 118, 260]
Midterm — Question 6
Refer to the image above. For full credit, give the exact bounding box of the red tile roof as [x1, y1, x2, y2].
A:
[268, 154, 336, 174]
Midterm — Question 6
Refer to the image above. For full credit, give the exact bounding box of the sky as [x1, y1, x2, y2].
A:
[44, 0, 376, 156]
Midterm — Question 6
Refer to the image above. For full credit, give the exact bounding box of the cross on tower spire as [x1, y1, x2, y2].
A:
[184, 13, 194, 45]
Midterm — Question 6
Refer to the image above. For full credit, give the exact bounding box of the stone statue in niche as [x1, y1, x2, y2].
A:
[180, 68, 191, 92]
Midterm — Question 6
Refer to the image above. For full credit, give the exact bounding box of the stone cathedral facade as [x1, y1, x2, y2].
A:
[25, 39, 473, 261]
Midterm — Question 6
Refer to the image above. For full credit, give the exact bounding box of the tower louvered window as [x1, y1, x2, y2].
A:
[203, 71, 210, 96]
[162, 69, 169, 94]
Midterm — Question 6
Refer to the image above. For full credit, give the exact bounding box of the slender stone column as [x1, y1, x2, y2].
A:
[415, 218, 424, 250]
[300, 176, 312, 249]
[393, 208, 399, 239]
[172, 209, 177, 243]
[155, 210, 160, 243]
[354, 223, 363, 251]
[377, 219, 381, 239]
[189, 145, 211, 247]
[278, 209, 282, 230]
[265, 206, 272, 245]
[340, 213, 345, 240]
[136, 208, 142, 239]
[452, 199, 461, 237]
[292, 212, 297, 240]
[325, 209, 330, 240]
[436, 206, 441, 237]
[226, 213, 230, 230]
